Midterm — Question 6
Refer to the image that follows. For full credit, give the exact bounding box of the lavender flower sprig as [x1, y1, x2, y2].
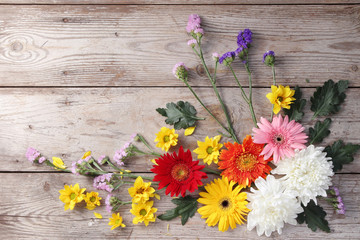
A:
[325, 186, 346, 214]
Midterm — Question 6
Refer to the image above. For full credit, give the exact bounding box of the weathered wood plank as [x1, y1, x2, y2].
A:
[0, 173, 358, 239]
[1, 87, 359, 173]
[0, 5, 359, 86]
[0, 0, 359, 4]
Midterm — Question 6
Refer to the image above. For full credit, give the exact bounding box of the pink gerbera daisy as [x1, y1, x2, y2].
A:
[252, 115, 308, 163]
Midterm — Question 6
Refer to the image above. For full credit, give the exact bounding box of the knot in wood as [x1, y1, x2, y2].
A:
[196, 64, 205, 76]
[62, 18, 69, 23]
[11, 41, 23, 52]
[351, 65, 358, 72]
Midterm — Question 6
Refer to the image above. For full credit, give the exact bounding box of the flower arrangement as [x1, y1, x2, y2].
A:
[26, 14, 359, 237]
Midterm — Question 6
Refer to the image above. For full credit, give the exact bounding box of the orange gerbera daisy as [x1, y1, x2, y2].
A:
[218, 135, 272, 188]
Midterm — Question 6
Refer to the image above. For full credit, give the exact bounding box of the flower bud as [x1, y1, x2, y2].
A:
[212, 52, 219, 62]
[219, 51, 236, 66]
[172, 62, 188, 80]
[263, 51, 275, 67]
[187, 39, 196, 48]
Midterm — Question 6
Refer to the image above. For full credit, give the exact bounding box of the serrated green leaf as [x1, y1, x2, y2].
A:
[296, 200, 330, 233]
[283, 86, 307, 122]
[324, 140, 360, 172]
[156, 101, 204, 130]
[158, 195, 198, 226]
[309, 118, 332, 144]
[310, 79, 349, 119]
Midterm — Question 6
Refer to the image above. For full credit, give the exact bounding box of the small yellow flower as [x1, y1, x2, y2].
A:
[128, 176, 156, 203]
[58, 183, 86, 211]
[155, 127, 178, 152]
[193, 135, 223, 165]
[84, 191, 102, 210]
[108, 213, 126, 230]
[82, 151, 91, 159]
[130, 201, 157, 226]
[52, 157, 66, 170]
[94, 212, 103, 219]
[184, 126, 196, 136]
[266, 85, 295, 114]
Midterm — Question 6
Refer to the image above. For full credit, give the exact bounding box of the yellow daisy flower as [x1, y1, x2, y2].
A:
[128, 176, 156, 204]
[52, 157, 66, 170]
[266, 85, 295, 114]
[84, 191, 102, 210]
[154, 127, 178, 152]
[193, 135, 223, 165]
[130, 201, 157, 226]
[197, 177, 249, 232]
[108, 213, 126, 230]
[59, 183, 86, 211]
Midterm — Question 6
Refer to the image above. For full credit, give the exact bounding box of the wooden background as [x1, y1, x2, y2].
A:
[0, 1, 359, 239]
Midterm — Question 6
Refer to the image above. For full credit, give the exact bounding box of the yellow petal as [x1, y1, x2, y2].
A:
[184, 126, 196, 136]
[151, 159, 158, 165]
[94, 212, 103, 219]
[82, 151, 92, 159]
[154, 193, 161, 200]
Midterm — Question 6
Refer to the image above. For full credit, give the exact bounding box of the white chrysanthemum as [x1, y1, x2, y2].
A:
[247, 175, 302, 237]
[272, 145, 334, 206]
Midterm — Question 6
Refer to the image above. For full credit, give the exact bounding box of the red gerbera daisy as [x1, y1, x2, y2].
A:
[151, 146, 207, 197]
[218, 135, 272, 188]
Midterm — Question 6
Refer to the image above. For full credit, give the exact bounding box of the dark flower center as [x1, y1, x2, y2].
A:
[277, 96, 283, 102]
[140, 209, 147, 216]
[219, 198, 232, 210]
[90, 196, 96, 202]
[164, 136, 170, 142]
[171, 163, 190, 181]
[136, 187, 145, 194]
[221, 200, 229, 208]
[273, 134, 284, 144]
[236, 153, 257, 172]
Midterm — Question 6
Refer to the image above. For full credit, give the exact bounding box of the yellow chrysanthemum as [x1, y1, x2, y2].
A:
[59, 183, 86, 211]
[266, 85, 295, 114]
[154, 127, 178, 152]
[130, 200, 157, 226]
[84, 191, 102, 210]
[108, 213, 126, 230]
[197, 177, 249, 232]
[82, 151, 91, 159]
[128, 176, 156, 203]
[193, 135, 223, 165]
[52, 157, 66, 170]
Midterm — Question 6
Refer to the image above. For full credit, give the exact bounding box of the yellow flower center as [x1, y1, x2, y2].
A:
[236, 153, 257, 172]
[277, 96, 283, 102]
[171, 164, 190, 181]
[206, 147, 213, 154]
[136, 187, 145, 194]
[164, 135, 170, 142]
[219, 197, 232, 211]
[140, 209, 147, 216]
[115, 219, 120, 225]
[90, 196, 96, 202]
[70, 193, 76, 200]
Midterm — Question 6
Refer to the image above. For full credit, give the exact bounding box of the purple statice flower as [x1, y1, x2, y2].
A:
[130, 133, 138, 142]
[187, 39, 197, 47]
[328, 186, 346, 215]
[237, 29, 252, 49]
[38, 156, 46, 164]
[113, 149, 126, 167]
[105, 194, 113, 213]
[186, 14, 201, 33]
[26, 147, 41, 163]
[194, 28, 204, 35]
[336, 196, 346, 214]
[219, 51, 236, 65]
[332, 186, 340, 196]
[172, 62, 188, 80]
[93, 173, 114, 192]
[263, 50, 275, 66]
[97, 155, 108, 165]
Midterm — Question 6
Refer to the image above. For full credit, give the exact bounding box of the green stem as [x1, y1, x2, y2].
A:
[182, 78, 232, 137]
[203, 167, 221, 175]
[228, 65, 249, 103]
[107, 159, 122, 171]
[245, 63, 257, 127]
[92, 160, 105, 172]
[114, 173, 153, 181]
[138, 134, 153, 152]
[271, 65, 276, 120]
[194, 42, 239, 143]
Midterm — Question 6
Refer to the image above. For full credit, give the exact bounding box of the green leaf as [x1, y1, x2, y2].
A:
[283, 86, 307, 122]
[309, 118, 332, 144]
[310, 79, 349, 118]
[157, 195, 198, 225]
[324, 140, 360, 172]
[296, 200, 330, 233]
[156, 101, 204, 130]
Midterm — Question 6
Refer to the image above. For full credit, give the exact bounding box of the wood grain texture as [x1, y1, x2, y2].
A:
[2, 87, 359, 173]
[0, 0, 359, 4]
[0, 173, 358, 239]
[0, 5, 359, 86]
